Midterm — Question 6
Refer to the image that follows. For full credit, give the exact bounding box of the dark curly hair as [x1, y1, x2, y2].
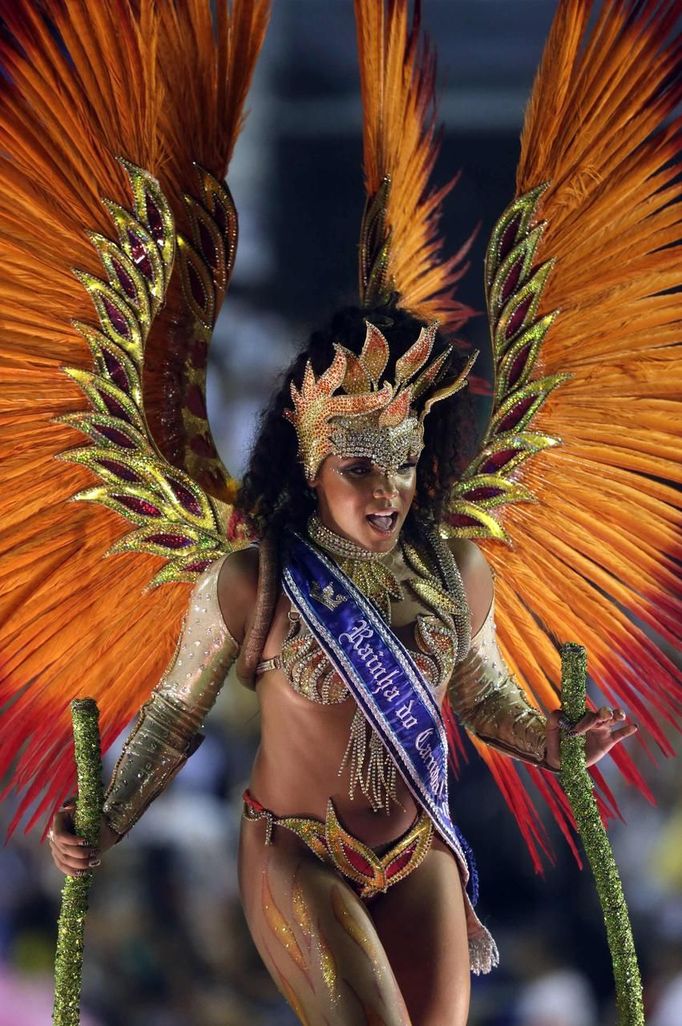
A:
[234, 303, 476, 544]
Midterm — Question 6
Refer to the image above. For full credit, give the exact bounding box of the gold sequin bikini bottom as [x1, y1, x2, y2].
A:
[242, 790, 433, 900]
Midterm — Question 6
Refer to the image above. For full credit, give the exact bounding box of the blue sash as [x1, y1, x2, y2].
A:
[282, 530, 479, 904]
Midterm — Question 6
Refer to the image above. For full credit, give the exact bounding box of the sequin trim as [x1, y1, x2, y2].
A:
[242, 792, 433, 900]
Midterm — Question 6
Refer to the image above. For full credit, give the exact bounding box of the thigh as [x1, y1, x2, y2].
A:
[368, 836, 471, 1026]
[239, 816, 413, 1026]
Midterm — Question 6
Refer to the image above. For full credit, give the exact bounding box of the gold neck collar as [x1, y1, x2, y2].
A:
[307, 514, 396, 562]
[306, 514, 403, 620]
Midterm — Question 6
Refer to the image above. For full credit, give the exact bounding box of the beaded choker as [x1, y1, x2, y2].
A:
[306, 514, 403, 622]
[307, 513, 394, 562]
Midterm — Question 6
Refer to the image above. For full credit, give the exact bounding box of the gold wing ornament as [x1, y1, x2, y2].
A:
[0, 0, 268, 834]
[439, 1, 682, 867]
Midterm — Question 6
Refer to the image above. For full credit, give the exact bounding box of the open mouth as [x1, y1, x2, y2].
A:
[366, 511, 399, 535]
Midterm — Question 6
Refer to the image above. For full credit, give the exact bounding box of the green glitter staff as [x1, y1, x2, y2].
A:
[52, 699, 104, 1026]
[558, 643, 644, 1026]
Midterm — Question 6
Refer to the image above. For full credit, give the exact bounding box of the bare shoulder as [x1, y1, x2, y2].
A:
[445, 537, 494, 637]
[216, 545, 260, 642]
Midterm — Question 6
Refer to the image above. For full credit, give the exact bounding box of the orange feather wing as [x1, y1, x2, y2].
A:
[443, 0, 682, 867]
[0, 0, 268, 834]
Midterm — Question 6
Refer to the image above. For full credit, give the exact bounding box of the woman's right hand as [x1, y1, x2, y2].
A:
[47, 798, 120, 876]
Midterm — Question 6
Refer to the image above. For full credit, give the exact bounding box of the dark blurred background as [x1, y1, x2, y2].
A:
[1, 2, 680, 1025]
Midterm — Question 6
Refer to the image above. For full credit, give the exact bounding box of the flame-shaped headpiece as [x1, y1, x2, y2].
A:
[284, 320, 478, 481]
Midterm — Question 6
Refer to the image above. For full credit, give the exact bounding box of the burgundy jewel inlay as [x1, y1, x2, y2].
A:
[498, 395, 536, 433]
[127, 229, 153, 279]
[505, 295, 533, 340]
[98, 458, 142, 483]
[186, 384, 207, 419]
[168, 478, 202, 516]
[103, 349, 129, 392]
[146, 534, 193, 549]
[198, 221, 217, 270]
[342, 843, 373, 878]
[448, 512, 485, 529]
[386, 848, 415, 879]
[501, 256, 523, 304]
[481, 449, 518, 473]
[113, 494, 162, 517]
[498, 213, 521, 261]
[103, 296, 130, 339]
[508, 344, 531, 389]
[187, 261, 206, 308]
[183, 559, 212, 573]
[188, 432, 215, 457]
[145, 193, 164, 243]
[190, 433, 215, 459]
[189, 337, 208, 367]
[95, 424, 135, 448]
[98, 389, 130, 422]
[464, 485, 505, 501]
[112, 259, 136, 299]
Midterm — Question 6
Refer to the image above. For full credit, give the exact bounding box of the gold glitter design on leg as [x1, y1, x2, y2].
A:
[317, 929, 338, 1002]
[292, 867, 315, 949]
[330, 884, 384, 978]
[261, 865, 309, 977]
[291, 867, 337, 1002]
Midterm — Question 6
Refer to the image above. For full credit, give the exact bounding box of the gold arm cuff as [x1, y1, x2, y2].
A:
[103, 557, 240, 838]
[448, 596, 548, 766]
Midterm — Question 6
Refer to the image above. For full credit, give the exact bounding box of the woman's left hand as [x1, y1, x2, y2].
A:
[545, 707, 638, 770]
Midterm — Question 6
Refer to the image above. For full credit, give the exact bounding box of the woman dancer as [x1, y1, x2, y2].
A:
[49, 302, 638, 1024]
[1, 2, 679, 1024]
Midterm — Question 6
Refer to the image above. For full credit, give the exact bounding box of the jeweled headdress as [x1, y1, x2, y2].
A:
[284, 320, 477, 481]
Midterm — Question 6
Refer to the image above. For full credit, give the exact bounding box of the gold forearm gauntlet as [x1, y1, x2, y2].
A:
[103, 556, 240, 838]
[448, 596, 548, 766]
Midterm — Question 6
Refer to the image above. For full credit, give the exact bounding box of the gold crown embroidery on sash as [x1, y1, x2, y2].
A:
[310, 581, 347, 611]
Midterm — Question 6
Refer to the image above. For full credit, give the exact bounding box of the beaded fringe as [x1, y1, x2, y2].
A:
[340, 707, 397, 812]
[469, 926, 499, 976]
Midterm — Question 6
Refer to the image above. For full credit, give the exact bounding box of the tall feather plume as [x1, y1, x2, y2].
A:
[354, 0, 474, 332]
[150, 0, 270, 238]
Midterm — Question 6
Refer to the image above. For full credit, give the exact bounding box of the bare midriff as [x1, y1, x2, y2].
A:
[245, 585, 448, 850]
